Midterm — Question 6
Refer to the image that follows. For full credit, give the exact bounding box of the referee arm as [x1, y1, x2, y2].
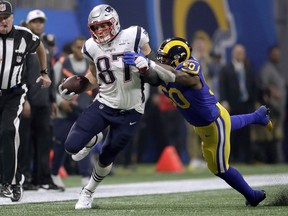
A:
[35, 41, 52, 88]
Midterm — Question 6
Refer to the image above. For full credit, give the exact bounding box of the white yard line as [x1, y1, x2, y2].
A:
[1, 173, 287, 205]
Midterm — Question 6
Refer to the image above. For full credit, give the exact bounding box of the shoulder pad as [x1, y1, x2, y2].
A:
[178, 59, 200, 75]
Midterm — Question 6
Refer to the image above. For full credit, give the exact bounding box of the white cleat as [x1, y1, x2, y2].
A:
[72, 132, 104, 161]
[75, 188, 94, 209]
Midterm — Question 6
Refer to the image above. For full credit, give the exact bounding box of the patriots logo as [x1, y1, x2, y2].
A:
[105, 6, 113, 13]
[0, 4, 7, 12]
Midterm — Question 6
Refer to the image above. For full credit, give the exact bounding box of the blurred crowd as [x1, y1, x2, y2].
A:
[17, 9, 288, 192]
[135, 36, 288, 168]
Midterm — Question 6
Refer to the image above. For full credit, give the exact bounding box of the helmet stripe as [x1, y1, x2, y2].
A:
[163, 40, 191, 59]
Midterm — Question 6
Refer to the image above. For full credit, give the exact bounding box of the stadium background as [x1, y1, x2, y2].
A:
[8, 0, 288, 163]
[10, 0, 288, 73]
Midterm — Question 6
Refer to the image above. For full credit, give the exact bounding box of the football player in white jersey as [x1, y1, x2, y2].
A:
[58, 4, 157, 209]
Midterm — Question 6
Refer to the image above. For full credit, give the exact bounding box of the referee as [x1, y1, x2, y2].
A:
[0, 1, 51, 202]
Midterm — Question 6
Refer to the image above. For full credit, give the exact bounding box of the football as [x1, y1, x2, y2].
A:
[61, 75, 89, 94]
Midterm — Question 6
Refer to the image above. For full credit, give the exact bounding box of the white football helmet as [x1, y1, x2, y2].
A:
[88, 4, 121, 44]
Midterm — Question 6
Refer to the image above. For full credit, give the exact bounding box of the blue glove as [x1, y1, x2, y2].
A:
[123, 52, 145, 65]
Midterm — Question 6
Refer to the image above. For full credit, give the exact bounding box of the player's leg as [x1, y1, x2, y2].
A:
[71, 132, 104, 161]
[64, 101, 108, 155]
[196, 105, 266, 206]
[68, 102, 109, 210]
[230, 105, 272, 131]
[75, 108, 142, 209]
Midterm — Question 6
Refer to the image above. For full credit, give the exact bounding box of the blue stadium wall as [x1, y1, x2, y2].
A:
[14, 0, 276, 72]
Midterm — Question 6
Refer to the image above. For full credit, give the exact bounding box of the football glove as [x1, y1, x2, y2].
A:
[58, 83, 76, 101]
[123, 52, 137, 65]
[123, 52, 149, 72]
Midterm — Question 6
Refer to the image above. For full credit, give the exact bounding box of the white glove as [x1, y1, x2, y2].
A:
[58, 84, 76, 101]
[135, 56, 149, 73]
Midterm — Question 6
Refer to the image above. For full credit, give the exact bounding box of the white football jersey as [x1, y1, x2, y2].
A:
[83, 26, 149, 114]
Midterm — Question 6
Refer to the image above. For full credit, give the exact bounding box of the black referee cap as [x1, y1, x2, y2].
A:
[0, 1, 13, 15]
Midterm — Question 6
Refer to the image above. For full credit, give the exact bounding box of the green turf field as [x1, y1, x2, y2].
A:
[1, 164, 288, 216]
[64, 163, 288, 186]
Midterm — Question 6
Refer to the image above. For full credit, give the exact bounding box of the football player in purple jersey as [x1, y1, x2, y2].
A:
[123, 37, 272, 207]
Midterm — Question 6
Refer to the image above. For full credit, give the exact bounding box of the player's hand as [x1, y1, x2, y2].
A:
[58, 83, 76, 100]
[123, 52, 149, 73]
[135, 56, 149, 73]
[36, 74, 52, 88]
[123, 52, 137, 65]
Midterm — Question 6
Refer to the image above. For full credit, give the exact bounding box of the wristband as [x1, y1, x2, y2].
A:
[40, 69, 48, 75]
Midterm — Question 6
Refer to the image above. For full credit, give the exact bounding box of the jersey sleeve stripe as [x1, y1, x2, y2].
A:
[181, 66, 200, 75]
[134, 26, 141, 53]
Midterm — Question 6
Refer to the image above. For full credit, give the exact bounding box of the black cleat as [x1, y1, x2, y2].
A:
[10, 174, 25, 202]
[39, 183, 65, 192]
[10, 185, 23, 202]
[0, 184, 13, 198]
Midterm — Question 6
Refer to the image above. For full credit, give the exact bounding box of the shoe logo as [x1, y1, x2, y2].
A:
[129, 122, 137, 125]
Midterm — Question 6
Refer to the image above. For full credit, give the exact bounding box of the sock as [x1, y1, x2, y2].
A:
[85, 162, 113, 192]
[216, 167, 254, 201]
[230, 113, 255, 131]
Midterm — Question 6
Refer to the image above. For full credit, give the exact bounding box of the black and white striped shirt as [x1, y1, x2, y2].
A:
[0, 25, 40, 89]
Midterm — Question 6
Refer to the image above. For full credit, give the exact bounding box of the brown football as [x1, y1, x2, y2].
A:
[61, 75, 89, 94]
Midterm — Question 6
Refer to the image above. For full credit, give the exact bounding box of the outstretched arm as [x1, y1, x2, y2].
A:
[123, 52, 201, 88]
